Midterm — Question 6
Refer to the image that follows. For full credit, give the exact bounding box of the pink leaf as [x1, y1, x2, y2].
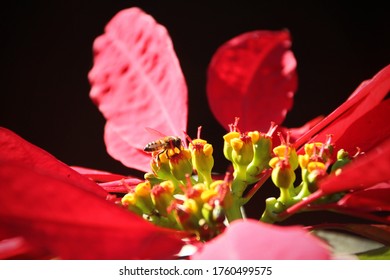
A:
[0, 127, 107, 198]
[294, 64, 390, 150]
[207, 30, 297, 132]
[88, 8, 188, 172]
[191, 219, 330, 260]
[0, 162, 185, 259]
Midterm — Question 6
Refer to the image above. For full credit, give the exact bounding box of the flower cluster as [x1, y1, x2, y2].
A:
[121, 116, 360, 238]
[1, 7, 389, 260]
[120, 130, 228, 241]
[261, 134, 358, 223]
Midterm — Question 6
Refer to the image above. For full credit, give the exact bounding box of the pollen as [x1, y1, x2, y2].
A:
[160, 180, 175, 194]
[273, 145, 291, 158]
[298, 154, 310, 169]
[201, 189, 218, 203]
[203, 143, 213, 156]
[248, 131, 260, 143]
[121, 192, 136, 206]
[230, 138, 243, 151]
[183, 198, 199, 214]
[307, 161, 326, 173]
[135, 181, 151, 197]
[223, 131, 240, 144]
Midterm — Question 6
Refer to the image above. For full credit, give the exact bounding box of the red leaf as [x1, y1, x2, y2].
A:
[319, 138, 390, 194]
[70, 166, 142, 194]
[332, 98, 390, 154]
[88, 8, 188, 172]
[0, 162, 185, 259]
[207, 30, 297, 132]
[191, 219, 330, 260]
[294, 64, 390, 150]
[0, 127, 107, 198]
[337, 183, 390, 212]
[71, 165, 138, 183]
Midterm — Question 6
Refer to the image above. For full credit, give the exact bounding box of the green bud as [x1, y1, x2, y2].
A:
[223, 131, 240, 162]
[231, 136, 254, 167]
[151, 152, 174, 181]
[270, 158, 296, 189]
[151, 181, 175, 217]
[273, 145, 299, 170]
[121, 181, 155, 216]
[247, 133, 273, 183]
[190, 139, 214, 186]
[169, 149, 193, 181]
[331, 149, 351, 173]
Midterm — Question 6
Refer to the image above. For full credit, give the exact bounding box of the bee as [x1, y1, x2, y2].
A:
[143, 136, 183, 153]
[143, 128, 183, 160]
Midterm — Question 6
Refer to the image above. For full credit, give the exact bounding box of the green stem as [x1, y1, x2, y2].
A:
[225, 165, 248, 222]
[279, 187, 291, 205]
[225, 195, 243, 222]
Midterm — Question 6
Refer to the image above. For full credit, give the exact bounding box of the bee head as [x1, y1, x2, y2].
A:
[172, 137, 183, 149]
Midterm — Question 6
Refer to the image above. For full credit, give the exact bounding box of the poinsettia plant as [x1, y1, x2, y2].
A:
[1, 7, 389, 260]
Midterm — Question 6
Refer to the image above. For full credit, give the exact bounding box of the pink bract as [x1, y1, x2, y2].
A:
[191, 219, 330, 260]
[89, 8, 188, 173]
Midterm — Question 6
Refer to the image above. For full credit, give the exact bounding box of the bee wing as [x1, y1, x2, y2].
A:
[144, 127, 168, 138]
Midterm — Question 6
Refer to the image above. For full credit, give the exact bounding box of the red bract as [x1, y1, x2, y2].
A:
[337, 183, 390, 212]
[206, 30, 297, 132]
[191, 219, 330, 260]
[0, 128, 185, 259]
[284, 64, 390, 217]
[294, 64, 390, 152]
[0, 128, 107, 198]
[88, 7, 188, 173]
[2, 6, 388, 260]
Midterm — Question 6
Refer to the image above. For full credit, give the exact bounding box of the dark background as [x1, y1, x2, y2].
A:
[1, 1, 389, 218]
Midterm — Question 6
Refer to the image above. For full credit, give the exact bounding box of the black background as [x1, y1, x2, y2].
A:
[1, 1, 389, 219]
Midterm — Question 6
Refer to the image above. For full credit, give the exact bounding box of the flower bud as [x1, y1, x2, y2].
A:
[273, 145, 298, 170]
[151, 152, 173, 181]
[151, 181, 175, 217]
[189, 139, 214, 186]
[246, 133, 273, 183]
[223, 131, 240, 161]
[331, 149, 351, 173]
[271, 159, 296, 189]
[121, 193, 144, 216]
[231, 135, 254, 167]
[169, 148, 193, 181]
[121, 181, 155, 215]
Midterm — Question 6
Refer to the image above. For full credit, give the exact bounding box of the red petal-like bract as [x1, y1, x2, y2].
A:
[89, 8, 188, 172]
[319, 138, 390, 194]
[71, 165, 140, 183]
[284, 65, 390, 216]
[0, 127, 106, 198]
[0, 128, 185, 259]
[191, 219, 330, 260]
[207, 30, 297, 132]
[294, 64, 390, 152]
[337, 183, 390, 212]
[0, 163, 185, 259]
